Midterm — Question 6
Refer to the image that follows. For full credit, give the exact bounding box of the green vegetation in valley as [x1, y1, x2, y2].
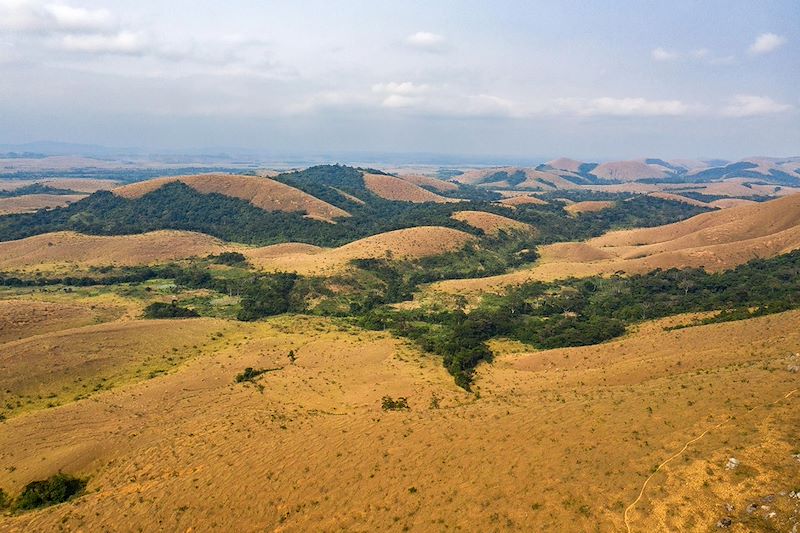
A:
[356, 249, 800, 388]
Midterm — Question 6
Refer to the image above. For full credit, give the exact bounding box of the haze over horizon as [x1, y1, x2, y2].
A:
[1, 0, 798, 159]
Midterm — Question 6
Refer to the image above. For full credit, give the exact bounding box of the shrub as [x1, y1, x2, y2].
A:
[143, 301, 200, 319]
[14, 473, 86, 511]
[381, 396, 410, 411]
[209, 251, 247, 266]
[234, 367, 268, 383]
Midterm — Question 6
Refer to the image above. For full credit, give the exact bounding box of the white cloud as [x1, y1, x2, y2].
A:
[372, 81, 430, 95]
[44, 3, 113, 32]
[381, 94, 416, 108]
[60, 31, 147, 54]
[373, 81, 430, 108]
[652, 46, 736, 66]
[721, 95, 792, 117]
[405, 31, 445, 50]
[652, 47, 679, 61]
[749, 33, 786, 55]
[553, 97, 692, 117]
[0, 0, 114, 32]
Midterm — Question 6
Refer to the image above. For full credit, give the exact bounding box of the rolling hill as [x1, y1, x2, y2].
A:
[0, 194, 87, 216]
[362, 173, 459, 203]
[247, 226, 477, 274]
[432, 193, 800, 292]
[0, 166, 499, 246]
[0, 230, 232, 271]
[450, 210, 533, 236]
[113, 173, 350, 222]
[1, 308, 797, 531]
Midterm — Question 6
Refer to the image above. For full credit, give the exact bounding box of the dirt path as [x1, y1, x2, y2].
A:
[623, 388, 798, 533]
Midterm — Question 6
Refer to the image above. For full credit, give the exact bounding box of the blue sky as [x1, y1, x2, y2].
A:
[0, 0, 797, 159]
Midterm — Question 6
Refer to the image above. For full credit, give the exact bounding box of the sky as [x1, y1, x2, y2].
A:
[0, 0, 798, 160]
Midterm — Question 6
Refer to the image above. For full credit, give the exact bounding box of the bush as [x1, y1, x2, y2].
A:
[209, 252, 247, 266]
[143, 301, 200, 319]
[234, 367, 268, 383]
[0, 488, 8, 510]
[14, 473, 86, 511]
[381, 396, 410, 411]
[237, 273, 299, 321]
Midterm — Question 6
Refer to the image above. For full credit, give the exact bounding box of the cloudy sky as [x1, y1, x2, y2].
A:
[0, 0, 797, 159]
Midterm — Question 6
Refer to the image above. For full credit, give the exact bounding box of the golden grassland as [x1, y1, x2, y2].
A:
[432, 194, 800, 293]
[362, 173, 459, 204]
[0, 230, 233, 272]
[646, 192, 710, 208]
[497, 194, 549, 207]
[0, 306, 797, 531]
[0, 224, 478, 277]
[449, 210, 533, 236]
[0, 194, 87, 215]
[394, 174, 460, 193]
[245, 226, 477, 275]
[563, 200, 616, 215]
[591, 160, 668, 181]
[113, 174, 350, 222]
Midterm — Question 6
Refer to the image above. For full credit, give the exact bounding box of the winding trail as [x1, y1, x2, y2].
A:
[623, 387, 798, 533]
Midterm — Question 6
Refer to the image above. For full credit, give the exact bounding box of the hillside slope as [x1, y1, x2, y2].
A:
[248, 226, 477, 274]
[0, 230, 231, 271]
[1, 311, 798, 531]
[433, 193, 800, 292]
[362, 173, 458, 203]
[114, 173, 350, 222]
[450, 210, 533, 236]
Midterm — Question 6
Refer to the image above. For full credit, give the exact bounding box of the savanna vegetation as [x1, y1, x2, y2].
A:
[356, 248, 800, 388]
[0, 166, 707, 246]
[0, 165, 792, 390]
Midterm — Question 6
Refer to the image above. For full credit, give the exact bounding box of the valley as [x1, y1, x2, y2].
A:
[1, 156, 799, 532]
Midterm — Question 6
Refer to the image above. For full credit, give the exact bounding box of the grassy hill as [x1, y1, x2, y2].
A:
[0, 165, 710, 247]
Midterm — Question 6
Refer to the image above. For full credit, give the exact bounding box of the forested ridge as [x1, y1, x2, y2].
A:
[0, 165, 709, 246]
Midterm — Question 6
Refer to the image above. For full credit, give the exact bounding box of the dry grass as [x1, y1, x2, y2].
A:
[564, 200, 616, 215]
[450, 210, 534, 236]
[0, 318, 236, 417]
[0, 194, 87, 215]
[432, 193, 800, 293]
[396, 174, 460, 192]
[546, 158, 584, 173]
[247, 226, 477, 275]
[362, 173, 458, 203]
[41, 178, 120, 192]
[1, 306, 797, 532]
[707, 198, 757, 209]
[497, 194, 548, 207]
[647, 192, 709, 208]
[592, 160, 668, 181]
[0, 230, 232, 271]
[113, 174, 350, 222]
[0, 298, 125, 344]
[516, 170, 582, 191]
